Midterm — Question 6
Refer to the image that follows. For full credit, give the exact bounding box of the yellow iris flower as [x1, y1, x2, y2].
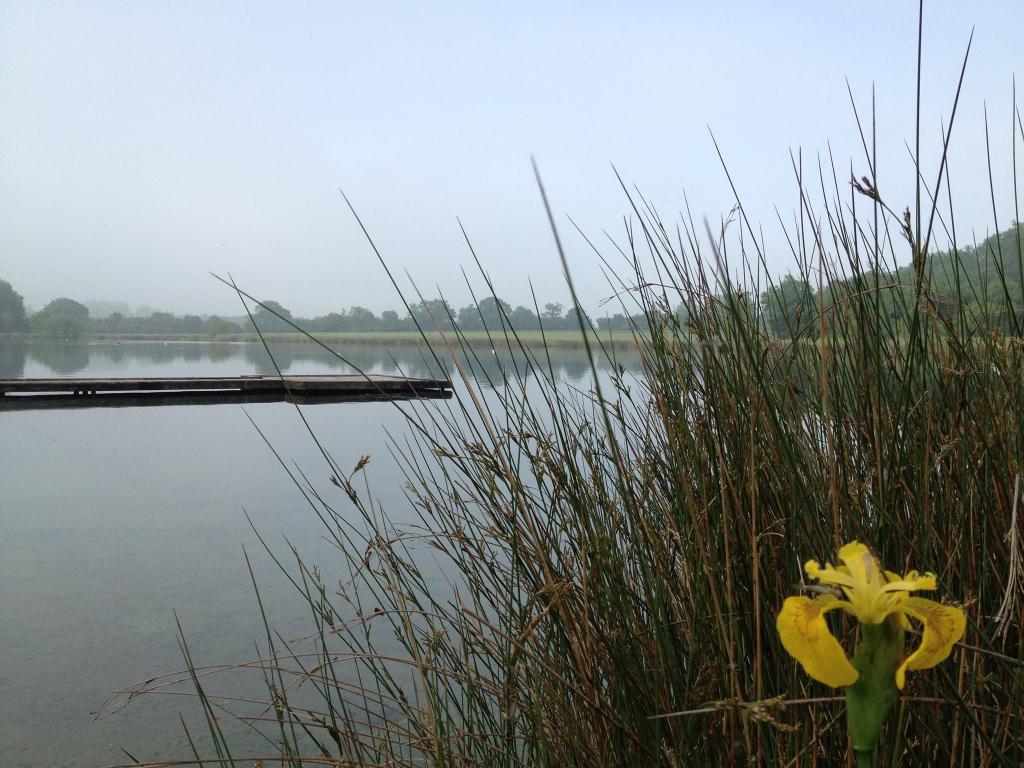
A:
[776, 541, 966, 689]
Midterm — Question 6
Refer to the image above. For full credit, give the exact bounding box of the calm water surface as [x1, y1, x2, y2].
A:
[0, 339, 635, 767]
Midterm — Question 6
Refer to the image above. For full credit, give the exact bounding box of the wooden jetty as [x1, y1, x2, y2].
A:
[0, 374, 452, 411]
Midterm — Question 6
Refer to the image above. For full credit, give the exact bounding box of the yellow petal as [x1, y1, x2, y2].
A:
[883, 571, 937, 593]
[777, 594, 859, 688]
[894, 597, 967, 689]
[805, 558, 856, 590]
[837, 541, 879, 586]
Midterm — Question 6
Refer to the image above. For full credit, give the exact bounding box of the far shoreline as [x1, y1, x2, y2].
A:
[0, 329, 644, 351]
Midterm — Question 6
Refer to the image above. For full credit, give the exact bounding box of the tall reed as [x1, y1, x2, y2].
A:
[120, 42, 1024, 768]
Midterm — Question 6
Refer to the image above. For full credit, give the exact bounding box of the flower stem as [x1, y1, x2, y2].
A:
[846, 619, 903, 758]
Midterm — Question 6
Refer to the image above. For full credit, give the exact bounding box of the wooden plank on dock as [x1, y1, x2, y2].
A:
[0, 389, 451, 412]
[0, 375, 453, 410]
[0, 374, 451, 396]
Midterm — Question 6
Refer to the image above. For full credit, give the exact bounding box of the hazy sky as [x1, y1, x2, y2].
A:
[1, 1, 1020, 317]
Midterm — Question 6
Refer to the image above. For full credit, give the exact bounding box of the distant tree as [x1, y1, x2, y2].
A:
[40, 297, 89, 323]
[596, 313, 632, 332]
[139, 312, 178, 333]
[761, 274, 816, 337]
[179, 314, 204, 333]
[717, 290, 758, 331]
[204, 315, 239, 337]
[30, 297, 90, 339]
[310, 311, 348, 332]
[102, 311, 127, 332]
[509, 305, 538, 330]
[476, 296, 512, 330]
[542, 302, 564, 320]
[379, 309, 405, 331]
[410, 299, 454, 330]
[563, 304, 592, 330]
[540, 302, 566, 330]
[347, 306, 380, 331]
[0, 278, 27, 332]
[630, 312, 650, 332]
[307, 307, 389, 332]
[250, 300, 293, 332]
[674, 300, 692, 326]
[90, 310, 128, 333]
[456, 304, 481, 330]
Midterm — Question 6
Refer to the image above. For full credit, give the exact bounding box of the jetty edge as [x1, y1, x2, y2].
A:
[0, 374, 453, 410]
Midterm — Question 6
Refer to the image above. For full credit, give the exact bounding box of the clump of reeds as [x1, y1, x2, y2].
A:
[117, 33, 1024, 768]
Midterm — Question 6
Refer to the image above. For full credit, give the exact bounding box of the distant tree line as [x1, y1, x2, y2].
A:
[0, 279, 648, 339]
[244, 296, 646, 334]
[11, 222, 1016, 342]
[0, 283, 250, 339]
[757, 223, 1024, 337]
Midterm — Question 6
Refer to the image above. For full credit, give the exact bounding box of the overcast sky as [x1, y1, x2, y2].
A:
[0, 1, 1019, 317]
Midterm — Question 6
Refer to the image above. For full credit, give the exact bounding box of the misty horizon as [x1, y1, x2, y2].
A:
[3, 2, 1022, 319]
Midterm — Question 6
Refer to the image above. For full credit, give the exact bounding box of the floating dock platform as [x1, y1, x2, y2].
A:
[0, 374, 452, 411]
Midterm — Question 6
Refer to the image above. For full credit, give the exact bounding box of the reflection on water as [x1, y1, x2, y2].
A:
[31, 341, 92, 375]
[0, 342, 26, 377]
[3, 338, 634, 384]
[0, 338, 640, 768]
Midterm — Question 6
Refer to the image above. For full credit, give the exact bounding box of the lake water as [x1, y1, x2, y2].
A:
[0, 339, 636, 767]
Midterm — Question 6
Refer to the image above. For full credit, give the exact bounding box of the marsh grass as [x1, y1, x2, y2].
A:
[115, 32, 1024, 768]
